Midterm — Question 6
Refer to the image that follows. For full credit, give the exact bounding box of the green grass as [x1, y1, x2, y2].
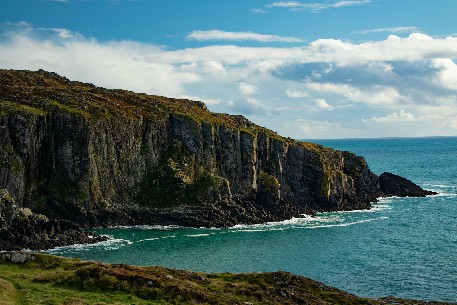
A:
[0, 69, 312, 146]
[0, 100, 46, 116]
[0, 253, 450, 305]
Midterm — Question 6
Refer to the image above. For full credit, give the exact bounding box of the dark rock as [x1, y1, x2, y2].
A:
[0, 69, 438, 249]
[379, 172, 437, 197]
[0, 189, 106, 251]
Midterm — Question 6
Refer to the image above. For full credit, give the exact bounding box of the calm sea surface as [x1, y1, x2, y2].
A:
[48, 137, 457, 302]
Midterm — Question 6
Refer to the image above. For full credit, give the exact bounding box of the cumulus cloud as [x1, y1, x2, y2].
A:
[266, 0, 371, 12]
[250, 8, 267, 14]
[363, 110, 417, 123]
[286, 89, 309, 98]
[304, 82, 402, 106]
[315, 98, 334, 110]
[238, 82, 258, 95]
[356, 26, 419, 35]
[0, 27, 199, 97]
[2, 24, 457, 138]
[187, 30, 303, 43]
[289, 119, 361, 139]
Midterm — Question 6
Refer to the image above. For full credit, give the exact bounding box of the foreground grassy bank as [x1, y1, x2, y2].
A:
[0, 252, 452, 305]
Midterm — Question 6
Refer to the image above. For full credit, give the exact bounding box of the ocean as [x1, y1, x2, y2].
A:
[47, 137, 457, 302]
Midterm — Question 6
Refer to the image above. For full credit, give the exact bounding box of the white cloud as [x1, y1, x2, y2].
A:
[187, 30, 303, 43]
[356, 26, 419, 35]
[250, 8, 267, 14]
[286, 89, 309, 98]
[2, 24, 457, 138]
[431, 58, 457, 90]
[363, 110, 417, 123]
[50, 28, 74, 39]
[289, 119, 360, 139]
[315, 98, 334, 110]
[239, 82, 257, 95]
[305, 82, 402, 106]
[267, 0, 371, 12]
[0, 29, 199, 97]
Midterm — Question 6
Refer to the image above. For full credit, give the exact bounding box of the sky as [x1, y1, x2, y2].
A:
[2, 1, 457, 139]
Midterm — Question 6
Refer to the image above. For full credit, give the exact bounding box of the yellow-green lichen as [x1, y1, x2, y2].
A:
[258, 171, 280, 191]
[0, 100, 46, 116]
[48, 100, 92, 119]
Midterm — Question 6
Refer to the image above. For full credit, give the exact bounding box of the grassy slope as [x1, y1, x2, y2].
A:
[0, 69, 325, 151]
[0, 253, 452, 305]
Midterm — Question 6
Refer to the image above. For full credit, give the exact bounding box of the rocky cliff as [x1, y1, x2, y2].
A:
[0, 69, 435, 247]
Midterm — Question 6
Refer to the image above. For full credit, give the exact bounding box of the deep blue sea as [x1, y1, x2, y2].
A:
[48, 137, 457, 302]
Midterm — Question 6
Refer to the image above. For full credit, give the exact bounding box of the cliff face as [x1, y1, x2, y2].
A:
[0, 70, 406, 229]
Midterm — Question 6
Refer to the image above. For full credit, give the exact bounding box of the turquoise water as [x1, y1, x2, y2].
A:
[48, 137, 457, 302]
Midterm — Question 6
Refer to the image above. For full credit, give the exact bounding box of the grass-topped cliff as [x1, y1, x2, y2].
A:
[0, 69, 291, 140]
[0, 252, 451, 305]
[0, 69, 434, 250]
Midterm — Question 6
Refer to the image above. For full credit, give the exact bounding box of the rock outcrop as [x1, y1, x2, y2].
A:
[379, 172, 437, 197]
[0, 188, 106, 251]
[0, 69, 435, 249]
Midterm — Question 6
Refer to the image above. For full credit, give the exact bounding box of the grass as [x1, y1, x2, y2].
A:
[0, 100, 47, 117]
[0, 69, 310, 146]
[0, 253, 452, 305]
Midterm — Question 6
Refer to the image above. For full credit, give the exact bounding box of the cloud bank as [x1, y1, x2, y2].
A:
[1, 23, 457, 138]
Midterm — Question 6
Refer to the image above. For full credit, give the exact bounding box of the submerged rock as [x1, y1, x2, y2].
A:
[379, 172, 438, 197]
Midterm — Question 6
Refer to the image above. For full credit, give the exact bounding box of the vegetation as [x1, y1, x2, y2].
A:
[0, 69, 314, 146]
[258, 171, 280, 192]
[0, 100, 47, 117]
[0, 252, 449, 305]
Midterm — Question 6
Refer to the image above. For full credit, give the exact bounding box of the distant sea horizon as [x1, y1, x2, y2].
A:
[303, 135, 457, 141]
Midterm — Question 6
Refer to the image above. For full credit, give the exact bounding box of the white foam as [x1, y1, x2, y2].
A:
[138, 237, 160, 242]
[137, 235, 176, 242]
[228, 214, 344, 232]
[306, 217, 388, 229]
[111, 224, 182, 230]
[235, 228, 287, 233]
[46, 237, 133, 253]
[186, 233, 212, 237]
[428, 191, 457, 198]
[423, 183, 453, 188]
[324, 204, 392, 214]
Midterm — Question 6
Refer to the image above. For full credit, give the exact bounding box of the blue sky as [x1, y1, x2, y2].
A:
[2, 0, 457, 138]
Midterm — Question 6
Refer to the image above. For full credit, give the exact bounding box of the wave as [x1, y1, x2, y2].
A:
[185, 233, 212, 237]
[229, 215, 337, 230]
[323, 204, 392, 214]
[423, 183, 454, 188]
[306, 217, 388, 229]
[110, 224, 182, 230]
[46, 237, 133, 253]
[427, 190, 457, 198]
[138, 235, 176, 242]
